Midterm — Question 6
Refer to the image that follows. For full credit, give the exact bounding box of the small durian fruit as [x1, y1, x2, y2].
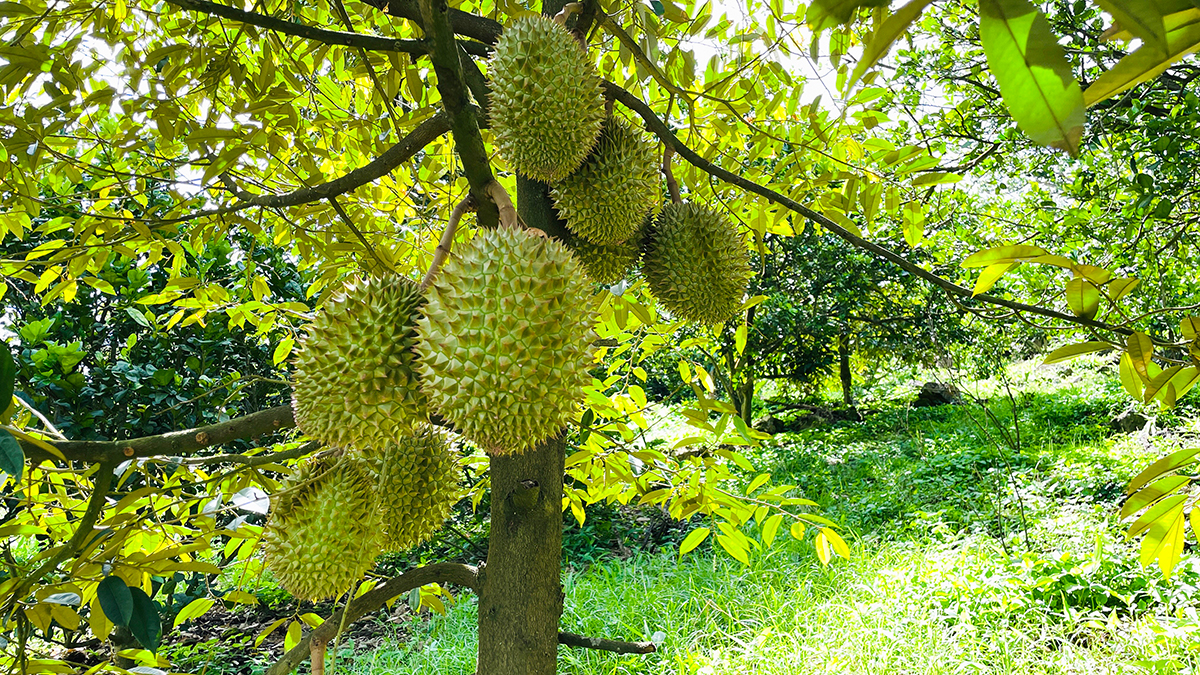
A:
[416, 227, 595, 454]
[643, 202, 751, 325]
[361, 426, 460, 552]
[564, 230, 643, 285]
[264, 457, 383, 601]
[291, 276, 427, 450]
[488, 14, 605, 182]
[551, 118, 660, 245]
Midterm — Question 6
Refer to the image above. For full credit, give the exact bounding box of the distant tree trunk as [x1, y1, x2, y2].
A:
[734, 377, 754, 422]
[473, 174, 569, 675]
[838, 335, 853, 407]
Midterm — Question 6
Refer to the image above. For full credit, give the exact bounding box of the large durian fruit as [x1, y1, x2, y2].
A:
[488, 14, 605, 183]
[564, 227, 644, 285]
[361, 426, 461, 552]
[291, 276, 427, 449]
[263, 457, 382, 601]
[416, 227, 595, 454]
[643, 202, 751, 325]
[551, 118, 660, 245]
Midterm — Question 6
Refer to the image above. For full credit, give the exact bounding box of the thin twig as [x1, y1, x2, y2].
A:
[329, 196, 392, 271]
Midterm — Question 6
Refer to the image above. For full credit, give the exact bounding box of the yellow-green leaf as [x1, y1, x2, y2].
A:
[972, 262, 1019, 296]
[1043, 341, 1113, 364]
[961, 244, 1048, 268]
[761, 514, 784, 547]
[716, 533, 750, 565]
[172, 598, 213, 629]
[1093, 0, 1168, 55]
[1122, 475, 1190, 519]
[678, 527, 710, 555]
[284, 620, 302, 653]
[1120, 352, 1144, 399]
[1127, 493, 1188, 540]
[1127, 331, 1155, 382]
[1127, 446, 1200, 496]
[1065, 277, 1100, 320]
[1085, 10, 1200, 105]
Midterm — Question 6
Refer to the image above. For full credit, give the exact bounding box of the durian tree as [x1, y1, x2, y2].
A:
[4, 0, 1200, 672]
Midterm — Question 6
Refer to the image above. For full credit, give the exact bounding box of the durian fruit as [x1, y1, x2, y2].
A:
[263, 457, 382, 601]
[642, 202, 751, 325]
[488, 14, 606, 183]
[564, 230, 643, 285]
[550, 118, 660, 245]
[416, 227, 595, 454]
[360, 426, 461, 552]
[291, 276, 427, 450]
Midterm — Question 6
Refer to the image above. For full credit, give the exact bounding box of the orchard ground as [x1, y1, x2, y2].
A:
[157, 356, 1200, 675]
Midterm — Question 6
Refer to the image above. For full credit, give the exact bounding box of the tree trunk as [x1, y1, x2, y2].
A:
[735, 377, 754, 422]
[838, 335, 853, 407]
[475, 174, 570, 674]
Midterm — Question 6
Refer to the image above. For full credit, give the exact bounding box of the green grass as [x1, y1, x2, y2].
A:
[321, 360, 1200, 674]
[166, 359, 1200, 675]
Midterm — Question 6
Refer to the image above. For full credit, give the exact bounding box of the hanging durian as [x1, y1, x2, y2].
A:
[487, 14, 605, 182]
[551, 118, 660, 245]
[360, 427, 461, 552]
[263, 457, 382, 601]
[291, 276, 427, 450]
[642, 202, 751, 325]
[416, 227, 595, 453]
[563, 227, 644, 285]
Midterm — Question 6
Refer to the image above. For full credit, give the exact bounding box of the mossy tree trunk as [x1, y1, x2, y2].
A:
[475, 175, 571, 675]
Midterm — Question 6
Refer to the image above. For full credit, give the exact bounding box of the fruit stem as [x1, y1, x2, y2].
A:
[421, 194, 476, 291]
[553, 2, 582, 24]
[663, 144, 682, 204]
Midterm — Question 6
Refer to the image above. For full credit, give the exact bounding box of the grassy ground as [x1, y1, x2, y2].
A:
[337, 360, 1200, 675]
[174, 358, 1200, 674]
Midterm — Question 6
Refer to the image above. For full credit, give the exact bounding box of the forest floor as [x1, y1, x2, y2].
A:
[167, 356, 1200, 674]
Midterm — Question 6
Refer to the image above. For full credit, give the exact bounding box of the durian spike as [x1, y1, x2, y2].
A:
[421, 194, 476, 292]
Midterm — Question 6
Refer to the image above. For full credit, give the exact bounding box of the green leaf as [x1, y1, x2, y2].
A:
[96, 576, 133, 627]
[1064, 277, 1100, 320]
[735, 324, 747, 356]
[1145, 365, 1200, 404]
[0, 430, 23, 481]
[745, 473, 771, 495]
[979, 0, 1085, 155]
[678, 527, 710, 555]
[0, 339, 13, 414]
[1127, 331, 1155, 382]
[822, 527, 851, 558]
[127, 587, 161, 653]
[125, 307, 152, 329]
[807, 0, 890, 28]
[1107, 277, 1141, 303]
[1136, 495, 1187, 576]
[1093, 0, 1168, 55]
[1085, 9, 1200, 106]
[1043, 341, 1113, 364]
[848, 0, 938, 88]
[1127, 446, 1200, 496]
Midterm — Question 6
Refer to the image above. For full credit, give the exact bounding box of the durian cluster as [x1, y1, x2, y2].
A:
[269, 12, 756, 601]
[487, 14, 752, 325]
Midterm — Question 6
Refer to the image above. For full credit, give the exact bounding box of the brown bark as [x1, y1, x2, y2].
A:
[838, 336, 854, 407]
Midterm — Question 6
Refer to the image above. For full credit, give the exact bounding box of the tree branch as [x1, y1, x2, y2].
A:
[603, 81, 1136, 338]
[557, 631, 657, 654]
[165, 0, 431, 54]
[171, 112, 453, 224]
[367, 0, 502, 45]
[422, 194, 474, 291]
[266, 563, 480, 675]
[21, 405, 296, 465]
[418, 0, 499, 229]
